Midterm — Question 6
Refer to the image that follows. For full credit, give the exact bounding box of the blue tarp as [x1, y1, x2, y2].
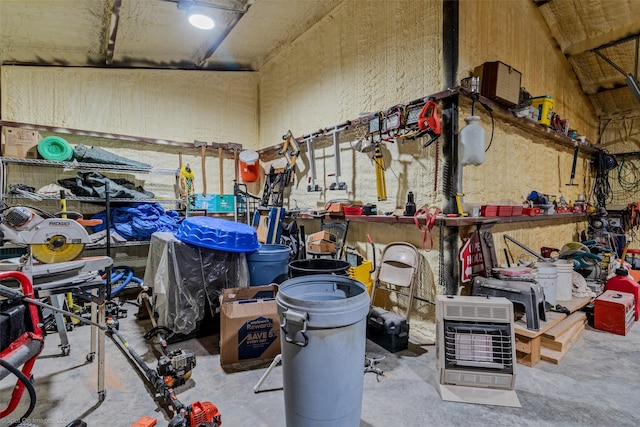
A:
[92, 203, 182, 241]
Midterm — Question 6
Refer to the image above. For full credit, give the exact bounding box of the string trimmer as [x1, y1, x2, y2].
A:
[107, 324, 221, 427]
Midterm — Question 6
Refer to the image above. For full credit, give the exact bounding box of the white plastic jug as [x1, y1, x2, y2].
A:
[459, 115, 485, 166]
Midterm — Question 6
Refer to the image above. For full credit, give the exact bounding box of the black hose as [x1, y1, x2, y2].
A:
[0, 358, 36, 427]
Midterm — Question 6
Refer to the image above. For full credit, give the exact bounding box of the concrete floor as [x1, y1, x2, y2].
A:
[2, 298, 639, 427]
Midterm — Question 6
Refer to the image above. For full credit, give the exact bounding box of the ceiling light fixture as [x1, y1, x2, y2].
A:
[187, 8, 215, 30]
[174, 0, 249, 30]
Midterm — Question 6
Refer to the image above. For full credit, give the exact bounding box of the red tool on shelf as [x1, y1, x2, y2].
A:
[417, 100, 442, 147]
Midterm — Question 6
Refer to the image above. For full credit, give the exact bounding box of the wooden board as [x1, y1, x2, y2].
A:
[541, 319, 587, 352]
[514, 310, 566, 338]
[558, 296, 592, 313]
[542, 312, 587, 340]
[513, 295, 592, 338]
[540, 322, 586, 364]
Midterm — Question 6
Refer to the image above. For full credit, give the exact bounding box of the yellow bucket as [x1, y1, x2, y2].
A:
[349, 261, 373, 295]
[531, 95, 554, 127]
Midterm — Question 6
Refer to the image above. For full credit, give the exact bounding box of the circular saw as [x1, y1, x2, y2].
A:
[0, 206, 92, 264]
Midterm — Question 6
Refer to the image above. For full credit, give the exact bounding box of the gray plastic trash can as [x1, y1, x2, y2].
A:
[276, 274, 370, 427]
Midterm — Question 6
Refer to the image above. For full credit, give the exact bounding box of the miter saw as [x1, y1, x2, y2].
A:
[0, 204, 112, 357]
[0, 205, 92, 264]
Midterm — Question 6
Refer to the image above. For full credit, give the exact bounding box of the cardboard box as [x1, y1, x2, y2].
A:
[309, 230, 336, 243]
[308, 240, 335, 253]
[219, 285, 280, 369]
[2, 127, 41, 158]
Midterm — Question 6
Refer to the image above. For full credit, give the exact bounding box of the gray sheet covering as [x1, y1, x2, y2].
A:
[144, 232, 249, 335]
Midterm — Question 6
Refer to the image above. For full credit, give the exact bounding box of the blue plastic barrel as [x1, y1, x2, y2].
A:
[247, 244, 291, 286]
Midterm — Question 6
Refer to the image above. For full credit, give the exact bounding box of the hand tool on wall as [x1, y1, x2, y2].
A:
[260, 131, 300, 207]
[194, 140, 208, 196]
[373, 142, 387, 201]
[218, 146, 224, 196]
[417, 100, 442, 148]
[455, 193, 468, 217]
[280, 130, 301, 167]
[399, 99, 442, 147]
[178, 165, 195, 215]
[325, 121, 351, 191]
[304, 130, 323, 192]
[566, 142, 579, 186]
[234, 147, 240, 183]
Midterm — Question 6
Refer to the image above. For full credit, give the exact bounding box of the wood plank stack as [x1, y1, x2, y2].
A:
[514, 296, 591, 367]
[539, 312, 587, 364]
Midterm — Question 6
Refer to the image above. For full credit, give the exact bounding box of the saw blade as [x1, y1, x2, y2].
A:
[31, 236, 85, 264]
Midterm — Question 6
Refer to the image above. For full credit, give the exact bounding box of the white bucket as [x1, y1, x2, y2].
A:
[536, 262, 557, 305]
[554, 260, 574, 301]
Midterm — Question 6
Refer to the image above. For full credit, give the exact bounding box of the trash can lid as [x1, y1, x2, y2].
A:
[37, 136, 73, 161]
[276, 275, 370, 328]
[175, 216, 261, 252]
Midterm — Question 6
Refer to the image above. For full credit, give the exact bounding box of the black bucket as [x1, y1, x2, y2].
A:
[289, 259, 351, 277]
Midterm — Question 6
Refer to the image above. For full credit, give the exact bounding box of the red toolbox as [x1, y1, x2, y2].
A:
[594, 290, 635, 336]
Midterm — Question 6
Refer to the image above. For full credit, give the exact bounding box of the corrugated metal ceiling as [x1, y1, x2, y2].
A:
[0, 0, 638, 118]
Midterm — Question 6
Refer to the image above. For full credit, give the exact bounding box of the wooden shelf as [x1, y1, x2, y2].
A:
[339, 212, 587, 227]
[454, 87, 600, 155]
[255, 86, 601, 160]
[442, 212, 588, 227]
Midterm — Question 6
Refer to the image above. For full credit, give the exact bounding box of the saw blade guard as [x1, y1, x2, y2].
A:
[28, 218, 91, 263]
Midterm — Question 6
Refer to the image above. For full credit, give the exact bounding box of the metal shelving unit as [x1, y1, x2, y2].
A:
[0, 156, 178, 203]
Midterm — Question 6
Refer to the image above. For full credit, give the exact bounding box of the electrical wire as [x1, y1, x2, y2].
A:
[466, 94, 495, 153]
[617, 153, 640, 194]
[591, 151, 615, 209]
[480, 102, 495, 153]
[0, 358, 37, 427]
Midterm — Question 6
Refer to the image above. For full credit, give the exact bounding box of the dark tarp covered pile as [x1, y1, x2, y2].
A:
[59, 171, 154, 200]
[74, 144, 152, 169]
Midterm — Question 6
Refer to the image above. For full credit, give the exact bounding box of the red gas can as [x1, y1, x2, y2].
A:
[606, 268, 639, 320]
[594, 290, 635, 336]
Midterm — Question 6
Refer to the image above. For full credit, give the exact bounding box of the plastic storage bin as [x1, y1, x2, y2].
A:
[531, 96, 555, 127]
